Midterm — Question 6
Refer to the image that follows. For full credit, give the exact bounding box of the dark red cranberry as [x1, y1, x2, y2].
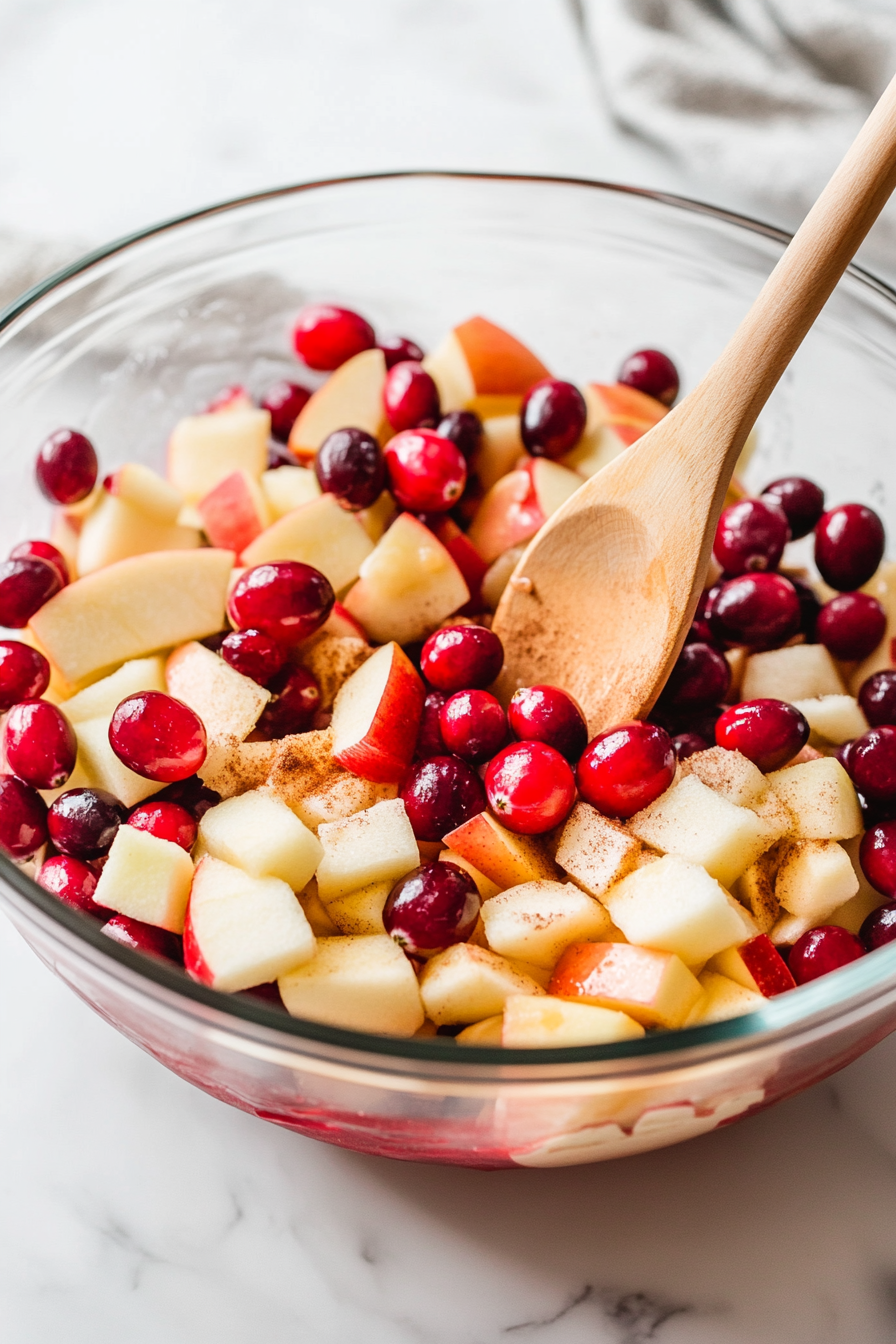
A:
[659, 642, 730, 711]
[520, 379, 587, 458]
[109, 692, 207, 782]
[266, 441, 299, 470]
[415, 691, 447, 759]
[673, 731, 710, 760]
[859, 670, 896, 727]
[439, 690, 507, 765]
[101, 914, 182, 961]
[292, 304, 375, 371]
[35, 429, 98, 504]
[9, 540, 69, 588]
[228, 561, 334, 646]
[400, 755, 487, 841]
[0, 775, 48, 860]
[0, 556, 62, 627]
[860, 901, 896, 951]
[0, 640, 49, 711]
[789, 925, 864, 983]
[379, 336, 424, 369]
[384, 429, 466, 512]
[4, 700, 76, 789]
[199, 631, 228, 654]
[815, 503, 885, 591]
[436, 410, 483, 461]
[256, 665, 320, 739]
[220, 628, 286, 686]
[314, 428, 385, 510]
[576, 722, 675, 820]
[790, 575, 822, 641]
[383, 861, 480, 957]
[239, 980, 285, 1007]
[848, 726, 896, 803]
[816, 592, 886, 661]
[36, 854, 101, 915]
[260, 380, 312, 442]
[486, 741, 576, 834]
[860, 822, 896, 898]
[617, 349, 679, 406]
[507, 685, 588, 762]
[761, 477, 825, 540]
[420, 625, 503, 692]
[47, 788, 124, 858]
[715, 698, 808, 772]
[685, 618, 719, 647]
[383, 361, 440, 432]
[127, 800, 197, 852]
[679, 704, 725, 743]
[709, 572, 801, 648]
[154, 775, 220, 821]
[713, 498, 789, 575]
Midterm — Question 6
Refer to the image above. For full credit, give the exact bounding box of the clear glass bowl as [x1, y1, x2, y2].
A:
[3, 173, 896, 1169]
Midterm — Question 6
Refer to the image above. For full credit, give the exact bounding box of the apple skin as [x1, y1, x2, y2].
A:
[443, 810, 559, 889]
[183, 896, 214, 986]
[467, 457, 582, 564]
[288, 347, 388, 462]
[331, 641, 425, 784]
[549, 940, 702, 1029]
[736, 934, 796, 996]
[197, 469, 270, 555]
[428, 516, 488, 610]
[322, 601, 369, 642]
[562, 382, 668, 478]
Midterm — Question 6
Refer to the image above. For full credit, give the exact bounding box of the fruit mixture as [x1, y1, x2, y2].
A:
[1, 302, 894, 1050]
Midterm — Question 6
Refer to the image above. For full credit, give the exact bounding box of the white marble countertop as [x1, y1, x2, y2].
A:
[4, 3, 896, 1340]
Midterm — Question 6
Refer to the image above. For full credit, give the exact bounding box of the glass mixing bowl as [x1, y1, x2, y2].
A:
[2, 172, 896, 1169]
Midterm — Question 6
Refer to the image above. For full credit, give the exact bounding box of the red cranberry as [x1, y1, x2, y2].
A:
[400, 755, 487, 841]
[314, 428, 385, 510]
[0, 640, 49, 711]
[384, 429, 467, 512]
[860, 901, 896, 951]
[9, 540, 69, 588]
[520, 379, 587, 459]
[292, 304, 375, 371]
[761, 477, 825, 540]
[0, 556, 62, 627]
[673, 731, 710, 760]
[415, 691, 447, 758]
[715, 698, 808, 772]
[260, 380, 312, 442]
[576, 722, 675, 820]
[379, 335, 425, 369]
[713, 498, 789, 575]
[436, 410, 483, 461]
[383, 861, 480, 957]
[109, 692, 207, 782]
[47, 787, 124, 858]
[685, 617, 719, 647]
[420, 625, 503, 692]
[220, 628, 286, 686]
[860, 821, 896, 898]
[256, 665, 320, 739]
[790, 575, 822, 641]
[127, 800, 197, 852]
[154, 775, 220, 821]
[789, 925, 864, 983]
[485, 740, 576, 834]
[36, 854, 101, 915]
[659, 642, 730, 711]
[383, 361, 440, 432]
[228, 561, 334, 646]
[859, 670, 896, 726]
[507, 684, 588, 762]
[709, 572, 801, 648]
[0, 775, 48, 860]
[439, 690, 507, 765]
[35, 429, 98, 504]
[617, 349, 679, 406]
[815, 503, 885, 591]
[816, 592, 886, 661]
[4, 700, 76, 789]
[848, 726, 896, 803]
[101, 914, 182, 961]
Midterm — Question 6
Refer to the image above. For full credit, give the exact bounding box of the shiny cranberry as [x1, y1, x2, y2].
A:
[436, 410, 483, 461]
[715, 698, 808, 772]
[790, 576, 822, 641]
[816, 592, 886, 661]
[520, 379, 587, 459]
[761, 477, 825, 540]
[228, 561, 334, 646]
[617, 349, 679, 406]
[4, 700, 76, 789]
[860, 821, 896, 898]
[383, 861, 480, 957]
[35, 428, 98, 504]
[713, 498, 789, 575]
[815, 503, 885, 591]
[439, 690, 507, 765]
[291, 304, 375, 371]
[379, 335, 425, 369]
[0, 775, 48, 860]
[47, 788, 124, 858]
[790, 925, 864, 983]
[679, 704, 725, 743]
[576, 722, 675, 819]
[154, 775, 220, 821]
[486, 740, 576, 834]
[848, 726, 896, 803]
[101, 914, 182, 961]
[383, 361, 440, 432]
[0, 556, 62, 627]
[109, 692, 207, 782]
[36, 854, 101, 914]
[400, 755, 487, 841]
[685, 617, 718, 647]
[673, 731, 709, 760]
[260, 380, 312, 442]
[860, 901, 896, 951]
[709, 572, 801, 648]
[256, 665, 320, 738]
[859, 670, 896, 726]
[314, 428, 385, 510]
[9, 540, 69, 588]
[420, 625, 503, 692]
[507, 685, 588, 762]
[384, 429, 467, 512]
[415, 691, 447, 758]
[659, 642, 730, 711]
[220, 628, 286, 686]
[0, 640, 49, 711]
[127, 800, 197, 852]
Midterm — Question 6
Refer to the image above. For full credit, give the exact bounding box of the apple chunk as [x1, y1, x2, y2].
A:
[766, 757, 861, 840]
[167, 407, 270, 501]
[422, 315, 551, 418]
[443, 811, 559, 889]
[69, 715, 167, 808]
[77, 489, 200, 576]
[166, 640, 269, 744]
[740, 644, 845, 702]
[419, 943, 545, 1025]
[288, 348, 389, 462]
[240, 493, 374, 593]
[343, 513, 469, 645]
[260, 465, 321, 517]
[684, 971, 767, 1027]
[197, 469, 271, 554]
[60, 656, 166, 723]
[467, 458, 582, 565]
[502, 994, 644, 1048]
[774, 839, 858, 921]
[561, 382, 667, 478]
[481, 881, 613, 969]
[679, 746, 767, 807]
[199, 789, 322, 891]
[331, 641, 424, 782]
[554, 802, 642, 898]
[278, 935, 423, 1035]
[93, 825, 194, 933]
[602, 854, 749, 966]
[709, 934, 796, 996]
[549, 942, 702, 1029]
[315, 797, 419, 902]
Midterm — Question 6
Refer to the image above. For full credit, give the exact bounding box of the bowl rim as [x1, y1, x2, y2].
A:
[3, 167, 896, 1071]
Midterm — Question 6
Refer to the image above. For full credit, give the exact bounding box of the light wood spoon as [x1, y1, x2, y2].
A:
[493, 73, 896, 733]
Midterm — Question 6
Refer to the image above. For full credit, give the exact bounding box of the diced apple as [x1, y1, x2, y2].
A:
[419, 943, 545, 1025]
[628, 774, 775, 887]
[315, 797, 419, 902]
[292, 774, 398, 833]
[198, 789, 322, 891]
[198, 739, 278, 799]
[50, 509, 80, 580]
[456, 1014, 504, 1045]
[438, 849, 502, 901]
[325, 879, 390, 935]
[197, 469, 271, 554]
[60, 656, 167, 724]
[774, 839, 859, 921]
[70, 715, 166, 807]
[103, 463, 184, 523]
[206, 384, 253, 413]
[278, 934, 423, 1035]
[426, 515, 489, 610]
[561, 382, 667, 477]
[791, 695, 868, 745]
[357, 490, 398, 543]
[444, 811, 559, 889]
[77, 489, 201, 576]
[260, 465, 321, 518]
[166, 640, 269, 743]
[708, 934, 796, 996]
[472, 414, 526, 491]
[828, 834, 885, 934]
[287, 348, 388, 461]
[769, 911, 817, 947]
[321, 601, 369, 642]
[849, 560, 896, 691]
[298, 634, 371, 713]
[480, 544, 526, 612]
[501, 994, 644, 1047]
[684, 971, 767, 1027]
[240, 493, 374, 593]
[330, 641, 424, 783]
[466, 458, 582, 565]
[766, 757, 861, 840]
[93, 825, 194, 932]
[481, 880, 613, 968]
[732, 850, 782, 933]
[740, 644, 846, 702]
[422, 316, 551, 418]
[549, 941, 702, 1029]
[297, 881, 340, 937]
[167, 407, 270, 501]
[679, 746, 767, 807]
[343, 513, 469, 644]
[554, 802, 642, 898]
[602, 855, 749, 966]
[748, 785, 796, 840]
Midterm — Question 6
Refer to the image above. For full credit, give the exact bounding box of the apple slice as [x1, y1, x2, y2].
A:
[325, 879, 391, 935]
[167, 407, 270, 501]
[93, 825, 194, 932]
[103, 463, 184, 523]
[343, 513, 469, 645]
[199, 789, 323, 891]
[426, 515, 489, 611]
[732, 851, 782, 934]
[709, 934, 796, 997]
[766, 757, 862, 841]
[298, 881, 340, 937]
[602, 855, 749, 966]
[321, 601, 368, 642]
[481, 881, 613, 969]
[456, 1014, 504, 1045]
[502, 994, 644, 1048]
[206, 384, 253, 413]
[60, 656, 166, 723]
[473, 414, 526, 491]
[419, 943, 545, 1025]
[330, 641, 424, 783]
[240, 493, 374, 592]
[278, 934, 424, 1035]
[166, 640, 270, 743]
[69, 715, 167, 807]
[77, 489, 201, 576]
[260, 465, 321, 518]
[466, 457, 582, 565]
[774, 839, 859, 921]
[549, 942, 703, 1029]
[198, 739, 278, 799]
[288, 348, 388, 462]
[684, 971, 767, 1027]
[315, 797, 419, 902]
[422, 316, 551, 418]
[443, 811, 559, 889]
[554, 802, 642, 898]
[30, 548, 234, 686]
[562, 382, 667, 478]
[679, 746, 767, 807]
[197, 469, 271, 554]
[741, 644, 846, 702]
[790, 694, 868, 745]
[298, 633, 370, 713]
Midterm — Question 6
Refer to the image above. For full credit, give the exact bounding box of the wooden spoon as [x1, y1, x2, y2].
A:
[492, 73, 896, 733]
